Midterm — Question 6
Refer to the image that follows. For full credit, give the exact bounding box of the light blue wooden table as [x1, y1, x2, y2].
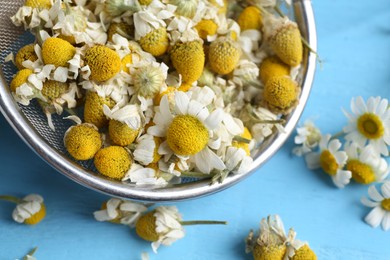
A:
[1, 1, 390, 259]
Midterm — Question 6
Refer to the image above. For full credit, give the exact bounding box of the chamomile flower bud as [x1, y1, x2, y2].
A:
[64, 123, 102, 160]
[84, 45, 121, 82]
[209, 37, 241, 75]
[107, 22, 134, 42]
[265, 18, 303, 67]
[170, 40, 205, 84]
[263, 76, 299, 115]
[25, 0, 52, 9]
[109, 120, 139, 146]
[15, 44, 38, 70]
[139, 27, 169, 57]
[42, 38, 76, 67]
[133, 65, 166, 98]
[237, 6, 263, 31]
[84, 91, 116, 129]
[194, 19, 218, 40]
[94, 146, 133, 180]
[10, 69, 33, 93]
[170, 0, 198, 19]
[259, 56, 290, 85]
[0, 194, 46, 225]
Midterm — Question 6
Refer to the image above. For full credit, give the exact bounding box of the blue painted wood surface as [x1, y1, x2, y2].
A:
[1, 1, 390, 259]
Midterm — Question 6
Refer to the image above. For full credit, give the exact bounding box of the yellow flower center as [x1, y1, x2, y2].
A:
[42, 37, 76, 67]
[381, 198, 390, 211]
[10, 69, 33, 93]
[108, 120, 139, 146]
[84, 45, 121, 82]
[167, 115, 209, 155]
[259, 56, 290, 85]
[291, 244, 317, 260]
[41, 80, 69, 101]
[263, 76, 298, 114]
[24, 204, 46, 225]
[237, 6, 263, 31]
[135, 211, 159, 242]
[253, 244, 287, 260]
[357, 113, 384, 140]
[319, 150, 338, 176]
[194, 19, 218, 40]
[346, 159, 376, 184]
[94, 146, 132, 180]
[121, 54, 133, 74]
[15, 44, 38, 70]
[139, 27, 169, 57]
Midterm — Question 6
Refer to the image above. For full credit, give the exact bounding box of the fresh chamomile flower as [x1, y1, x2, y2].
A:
[148, 91, 226, 174]
[0, 194, 46, 225]
[305, 134, 352, 188]
[94, 146, 133, 180]
[64, 123, 102, 160]
[361, 181, 390, 231]
[344, 142, 389, 184]
[135, 205, 226, 253]
[94, 197, 148, 226]
[122, 163, 168, 186]
[343, 96, 390, 156]
[292, 119, 322, 157]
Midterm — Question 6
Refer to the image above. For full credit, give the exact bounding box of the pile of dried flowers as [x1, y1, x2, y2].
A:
[6, 0, 305, 186]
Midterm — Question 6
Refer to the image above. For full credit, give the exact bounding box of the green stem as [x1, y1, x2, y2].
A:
[23, 247, 38, 260]
[180, 220, 227, 225]
[0, 195, 24, 204]
[331, 131, 344, 139]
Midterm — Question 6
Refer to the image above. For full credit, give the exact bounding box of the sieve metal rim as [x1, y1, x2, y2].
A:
[0, 0, 317, 202]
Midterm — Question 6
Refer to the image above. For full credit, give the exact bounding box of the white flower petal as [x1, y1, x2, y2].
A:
[365, 206, 385, 228]
[368, 185, 384, 202]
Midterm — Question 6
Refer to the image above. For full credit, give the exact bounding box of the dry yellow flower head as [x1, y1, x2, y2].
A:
[15, 44, 38, 70]
[263, 76, 299, 114]
[24, 204, 46, 225]
[209, 37, 241, 75]
[84, 45, 121, 82]
[139, 27, 169, 57]
[108, 120, 139, 146]
[346, 159, 376, 184]
[253, 244, 286, 260]
[194, 20, 218, 40]
[64, 124, 102, 160]
[259, 56, 290, 84]
[94, 146, 132, 180]
[237, 6, 263, 31]
[41, 80, 69, 101]
[268, 23, 303, 67]
[121, 54, 133, 74]
[42, 37, 76, 67]
[167, 115, 209, 155]
[84, 91, 116, 129]
[170, 40, 205, 84]
[107, 22, 134, 42]
[170, 0, 198, 18]
[291, 244, 317, 260]
[135, 210, 159, 242]
[232, 127, 252, 156]
[10, 68, 33, 93]
[25, 0, 52, 9]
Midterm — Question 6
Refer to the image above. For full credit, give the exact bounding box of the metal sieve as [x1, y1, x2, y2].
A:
[0, 0, 317, 202]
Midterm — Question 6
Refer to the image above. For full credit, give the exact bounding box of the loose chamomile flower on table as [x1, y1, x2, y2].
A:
[292, 119, 321, 157]
[344, 142, 389, 184]
[343, 96, 390, 156]
[135, 205, 226, 253]
[94, 198, 148, 226]
[361, 181, 390, 231]
[305, 134, 352, 188]
[0, 194, 46, 225]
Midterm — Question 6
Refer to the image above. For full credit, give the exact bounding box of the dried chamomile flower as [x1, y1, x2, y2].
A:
[343, 96, 390, 156]
[84, 91, 116, 129]
[139, 27, 169, 57]
[361, 181, 390, 231]
[305, 134, 352, 188]
[0, 194, 46, 225]
[170, 39, 205, 84]
[132, 62, 168, 98]
[64, 123, 102, 160]
[94, 198, 148, 226]
[237, 6, 263, 31]
[259, 56, 290, 85]
[292, 119, 321, 156]
[109, 120, 139, 146]
[135, 205, 226, 253]
[94, 146, 133, 180]
[344, 142, 389, 184]
[15, 44, 38, 70]
[262, 76, 299, 115]
[84, 45, 122, 82]
[209, 36, 241, 75]
[41, 37, 76, 68]
[264, 16, 303, 67]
